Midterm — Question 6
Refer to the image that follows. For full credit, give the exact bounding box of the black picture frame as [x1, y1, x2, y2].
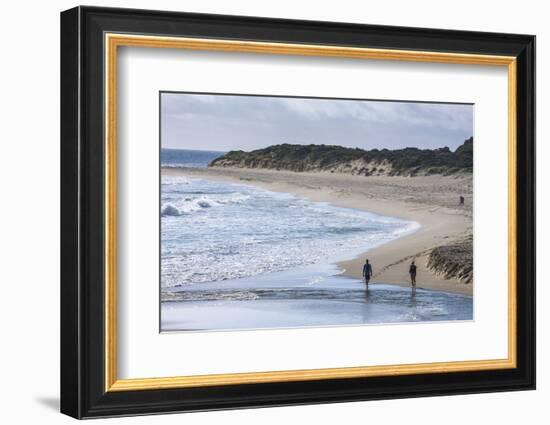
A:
[60, 5, 535, 419]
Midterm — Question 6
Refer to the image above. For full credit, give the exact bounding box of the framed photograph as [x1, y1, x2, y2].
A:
[60, 6, 535, 419]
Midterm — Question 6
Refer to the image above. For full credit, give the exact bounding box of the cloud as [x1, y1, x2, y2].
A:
[276, 98, 471, 131]
[160, 92, 473, 152]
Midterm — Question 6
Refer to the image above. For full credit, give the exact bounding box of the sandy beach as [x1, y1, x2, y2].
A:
[163, 167, 473, 296]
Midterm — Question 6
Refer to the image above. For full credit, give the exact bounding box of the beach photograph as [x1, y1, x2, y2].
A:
[160, 92, 474, 332]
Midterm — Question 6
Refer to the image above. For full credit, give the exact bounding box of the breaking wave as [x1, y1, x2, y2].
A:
[161, 175, 420, 288]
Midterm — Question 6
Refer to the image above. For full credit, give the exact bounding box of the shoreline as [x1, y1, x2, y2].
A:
[163, 166, 473, 296]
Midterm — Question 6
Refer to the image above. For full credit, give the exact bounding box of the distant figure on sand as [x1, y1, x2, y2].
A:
[363, 259, 373, 287]
[459, 195, 465, 205]
[409, 260, 417, 287]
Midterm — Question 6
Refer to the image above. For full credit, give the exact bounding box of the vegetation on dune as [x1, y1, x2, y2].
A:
[427, 236, 473, 284]
[209, 137, 473, 177]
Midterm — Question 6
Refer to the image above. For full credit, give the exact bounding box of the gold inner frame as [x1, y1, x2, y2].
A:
[104, 33, 518, 392]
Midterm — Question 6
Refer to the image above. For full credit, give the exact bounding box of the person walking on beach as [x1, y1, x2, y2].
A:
[409, 260, 417, 288]
[363, 259, 373, 287]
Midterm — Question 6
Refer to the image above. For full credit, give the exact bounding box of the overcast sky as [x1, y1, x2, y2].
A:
[161, 92, 473, 152]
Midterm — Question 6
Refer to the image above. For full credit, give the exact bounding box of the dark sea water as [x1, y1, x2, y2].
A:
[161, 148, 225, 168]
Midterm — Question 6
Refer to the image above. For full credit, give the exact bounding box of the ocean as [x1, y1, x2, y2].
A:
[161, 148, 226, 169]
[160, 149, 473, 331]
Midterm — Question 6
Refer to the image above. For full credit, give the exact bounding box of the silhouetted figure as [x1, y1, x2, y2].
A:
[362, 259, 373, 287]
[459, 196, 465, 205]
[409, 260, 417, 288]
